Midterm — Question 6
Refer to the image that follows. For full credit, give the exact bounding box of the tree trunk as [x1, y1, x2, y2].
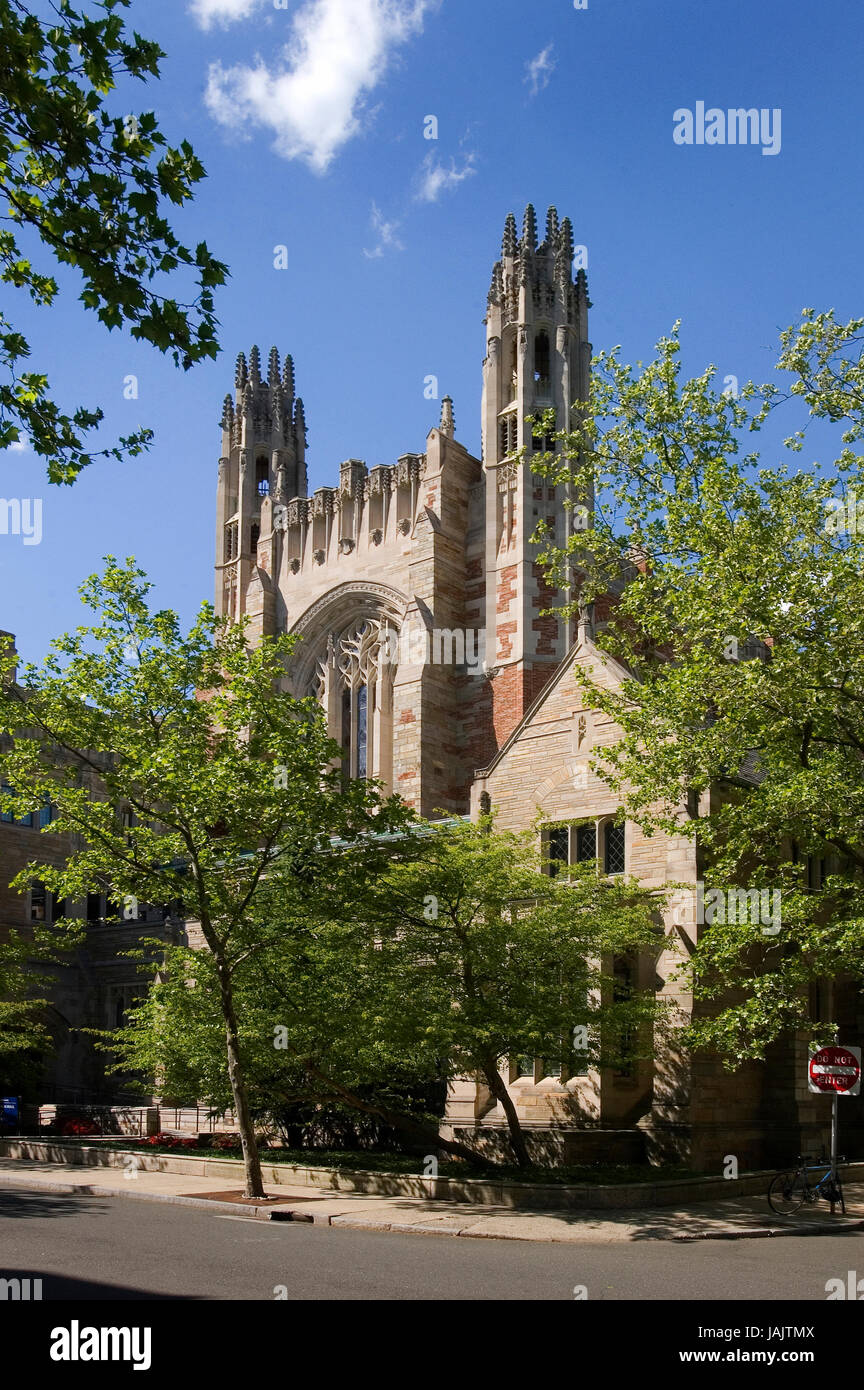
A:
[480, 1057, 532, 1169]
[218, 965, 265, 1198]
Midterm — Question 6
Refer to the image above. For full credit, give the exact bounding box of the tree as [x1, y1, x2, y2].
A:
[0, 0, 228, 482]
[104, 817, 663, 1173]
[529, 309, 864, 1062]
[0, 929, 48, 1062]
[103, 928, 483, 1168]
[0, 558, 410, 1195]
[331, 816, 664, 1168]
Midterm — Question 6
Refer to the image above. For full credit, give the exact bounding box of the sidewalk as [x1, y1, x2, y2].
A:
[2, 1157, 863, 1243]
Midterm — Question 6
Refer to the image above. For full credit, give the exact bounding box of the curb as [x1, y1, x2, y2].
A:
[0, 1172, 326, 1223]
[672, 1218, 864, 1241]
[2, 1169, 863, 1243]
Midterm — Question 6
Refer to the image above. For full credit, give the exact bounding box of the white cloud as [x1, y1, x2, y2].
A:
[204, 0, 436, 172]
[362, 202, 404, 258]
[414, 149, 475, 203]
[189, 0, 263, 27]
[9, 440, 28, 452]
[524, 43, 555, 98]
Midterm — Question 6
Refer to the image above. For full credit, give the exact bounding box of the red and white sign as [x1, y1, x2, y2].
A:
[808, 1045, 862, 1096]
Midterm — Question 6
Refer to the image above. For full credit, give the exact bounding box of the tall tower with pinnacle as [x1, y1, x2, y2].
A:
[212, 203, 591, 789]
[215, 345, 307, 624]
[481, 203, 592, 743]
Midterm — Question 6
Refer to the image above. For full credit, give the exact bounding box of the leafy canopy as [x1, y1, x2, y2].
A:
[529, 309, 864, 1061]
[0, 0, 228, 481]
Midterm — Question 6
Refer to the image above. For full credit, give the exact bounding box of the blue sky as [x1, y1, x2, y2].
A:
[2, 0, 863, 663]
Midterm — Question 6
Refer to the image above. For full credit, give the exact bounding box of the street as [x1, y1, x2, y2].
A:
[1, 1182, 862, 1302]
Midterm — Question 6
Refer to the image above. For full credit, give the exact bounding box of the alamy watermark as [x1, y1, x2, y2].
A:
[671, 881, 781, 936]
[824, 489, 864, 535]
[673, 103, 782, 156]
[0, 497, 42, 545]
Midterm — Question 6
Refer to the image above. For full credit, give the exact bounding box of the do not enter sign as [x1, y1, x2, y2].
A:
[808, 1045, 862, 1095]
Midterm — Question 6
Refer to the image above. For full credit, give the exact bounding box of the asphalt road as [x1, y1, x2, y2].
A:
[1, 1182, 863, 1302]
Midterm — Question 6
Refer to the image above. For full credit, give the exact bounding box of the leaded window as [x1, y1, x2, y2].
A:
[604, 821, 626, 875]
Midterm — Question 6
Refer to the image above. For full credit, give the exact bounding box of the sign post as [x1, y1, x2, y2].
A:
[807, 1044, 862, 1214]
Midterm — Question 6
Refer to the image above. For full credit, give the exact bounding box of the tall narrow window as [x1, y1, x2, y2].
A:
[30, 882, 47, 922]
[507, 338, 518, 401]
[575, 824, 596, 863]
[341, 687, 352, 782]
[534, 330, 550, 391]
[604, 822, 625, 875]
[356, 685, 368, 779]
[224, 522, 238, 562]
[532, 409, 556, 452]
[547, 825, 569, 876]
[256, 457, 270, 497]
[499, 413, 518, 459]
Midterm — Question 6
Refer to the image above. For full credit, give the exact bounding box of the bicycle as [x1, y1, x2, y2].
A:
[767, 1152, 846, 1216]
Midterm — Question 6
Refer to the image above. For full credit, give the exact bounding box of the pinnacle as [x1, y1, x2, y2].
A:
[502, 213, 517, 258]
[521, 203, 537, 251]
[282, 353, 295, 398]
[559, 215, 574, 257]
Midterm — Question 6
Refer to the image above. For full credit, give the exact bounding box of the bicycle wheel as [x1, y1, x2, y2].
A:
[768, 1169, 809, 1215]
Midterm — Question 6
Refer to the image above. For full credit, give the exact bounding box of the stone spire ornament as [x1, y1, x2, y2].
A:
[521, 203, 537, 251]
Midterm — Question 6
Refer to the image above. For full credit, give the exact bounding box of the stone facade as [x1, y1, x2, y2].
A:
[0, 635, 180, 1103]
[207, 204, 864, 1170]
[211, 203, 864, 1171]
[215, 205, 590, 816]
[5, 204, 861, 1168]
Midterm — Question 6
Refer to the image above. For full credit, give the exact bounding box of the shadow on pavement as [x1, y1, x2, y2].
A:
[0, 1189, 103, 1220]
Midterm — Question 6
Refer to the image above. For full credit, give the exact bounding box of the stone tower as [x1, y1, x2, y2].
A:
[214, 346, 307, 625]
[481, 204, 592, 746]
[213, 203, 591, 809]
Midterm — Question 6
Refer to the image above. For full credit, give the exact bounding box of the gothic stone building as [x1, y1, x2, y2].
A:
[213, 203, 863, 1171]
[0, 634, 181, 1109]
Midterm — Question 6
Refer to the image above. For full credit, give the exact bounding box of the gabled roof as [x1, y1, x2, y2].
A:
[475, 630, 633, 782]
